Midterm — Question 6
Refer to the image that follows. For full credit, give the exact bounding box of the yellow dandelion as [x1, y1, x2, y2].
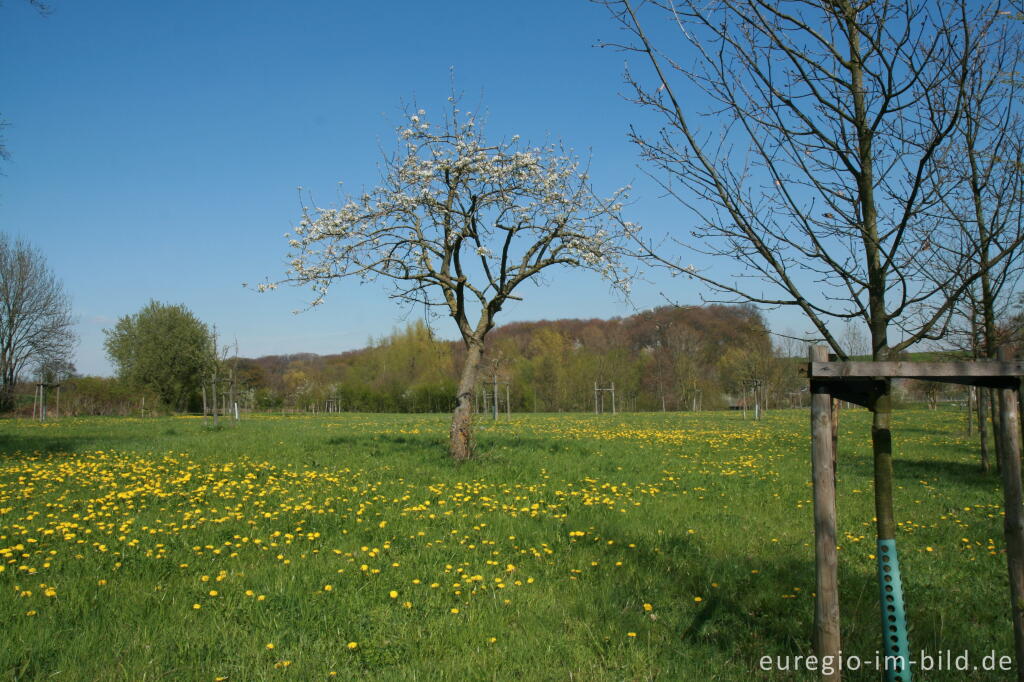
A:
[347, 642, 358, 650]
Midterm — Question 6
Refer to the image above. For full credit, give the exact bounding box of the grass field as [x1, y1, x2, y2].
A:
[0, 408, 1014, 680]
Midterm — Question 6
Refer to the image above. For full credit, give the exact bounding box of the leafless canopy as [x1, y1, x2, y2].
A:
[598, 0, 1024, 359]
[0, 234, 75, 410]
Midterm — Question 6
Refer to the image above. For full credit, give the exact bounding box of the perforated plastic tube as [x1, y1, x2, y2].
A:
[877, 539, 911, 681]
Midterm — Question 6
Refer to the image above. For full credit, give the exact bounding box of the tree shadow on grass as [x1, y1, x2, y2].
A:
[566, 522, 1009, 679]
[837, 448, 998, 492]
[0, 435, 92, 459]
[892, 457, 1000, 490]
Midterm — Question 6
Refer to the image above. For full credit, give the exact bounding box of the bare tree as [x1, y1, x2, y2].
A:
[0, 233, 75, 411]
[923, 17, 1024, 471]
[596, 0, 1024, 666]
[262, 97, 635, 460]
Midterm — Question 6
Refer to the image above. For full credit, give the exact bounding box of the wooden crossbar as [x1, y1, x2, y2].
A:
[808, 360, 1024, 379]
[805, 361, 1023, 389]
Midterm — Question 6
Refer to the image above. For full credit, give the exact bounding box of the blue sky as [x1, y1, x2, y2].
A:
[1, 0, 810, 375]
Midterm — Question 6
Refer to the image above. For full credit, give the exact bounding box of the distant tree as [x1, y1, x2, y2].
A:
[0, 233, 75, 411]
[265, 97, 636, 460]
[103, 301, 215, 411]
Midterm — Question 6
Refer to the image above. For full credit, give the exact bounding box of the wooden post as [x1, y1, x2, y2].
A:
[594, 382, 598, 414]
[996, 346, 1024, 681]
[611, 383, 616, 415]
[810, 345, 841, 680]
[505, 383, 510, 419]
[493, 374, 498, 421]
[55, 385, 60, 419]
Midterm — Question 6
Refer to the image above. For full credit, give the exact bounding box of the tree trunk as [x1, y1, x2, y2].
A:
[991, 388, 1002, 474]
[830, 397, 840, 489]
[966, 386, 974, 437]
[450, 342, 484, 461]
[871, 387, 896, 540]
[980, 389, 992, 472]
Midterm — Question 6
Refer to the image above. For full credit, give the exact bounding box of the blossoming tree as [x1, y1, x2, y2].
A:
[269, 101, 636, 460]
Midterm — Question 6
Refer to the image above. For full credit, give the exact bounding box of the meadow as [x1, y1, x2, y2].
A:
[0, 407, 1013, 680]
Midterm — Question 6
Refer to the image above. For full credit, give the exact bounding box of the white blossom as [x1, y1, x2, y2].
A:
[267, 99, 639, 315]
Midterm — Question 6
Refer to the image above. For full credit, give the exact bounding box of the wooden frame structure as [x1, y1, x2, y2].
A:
[477, 374, 511, 420]
[594, 382, 616, 414]
[32, 381, 62, 421]
[806, 345, 1024, 680]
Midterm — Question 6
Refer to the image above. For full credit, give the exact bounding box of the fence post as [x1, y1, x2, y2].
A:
[997, 346, 1024, 681]
[810, 345, 841, 680]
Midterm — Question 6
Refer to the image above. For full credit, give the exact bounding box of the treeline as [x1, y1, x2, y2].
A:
[233, 304, 802, 413]
[9, 376, 160, 418]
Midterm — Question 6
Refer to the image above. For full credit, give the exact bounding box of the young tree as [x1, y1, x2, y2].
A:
[924, 17, 1024, 471]
[596, 0, 1024, 665]
[104, 301, 215, 412]
[0, 233, 75, 412]
[265, 99, 636, 460]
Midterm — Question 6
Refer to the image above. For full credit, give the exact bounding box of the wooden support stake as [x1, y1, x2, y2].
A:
[810, 345, 841, 680]
[996, 346, 1024, 681]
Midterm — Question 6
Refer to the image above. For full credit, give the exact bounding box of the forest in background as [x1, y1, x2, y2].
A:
[33, 304, 810, 416]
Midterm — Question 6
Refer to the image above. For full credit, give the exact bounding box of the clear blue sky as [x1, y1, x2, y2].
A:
[1, 0, 808, 376]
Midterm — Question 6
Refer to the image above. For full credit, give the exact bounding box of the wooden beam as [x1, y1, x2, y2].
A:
[808, 360, 1024, 380]
[810, 346, 841, 680]
[812, 379, 885, 408]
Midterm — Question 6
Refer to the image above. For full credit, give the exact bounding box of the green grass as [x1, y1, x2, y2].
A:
[0, 408, 1013, 680]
